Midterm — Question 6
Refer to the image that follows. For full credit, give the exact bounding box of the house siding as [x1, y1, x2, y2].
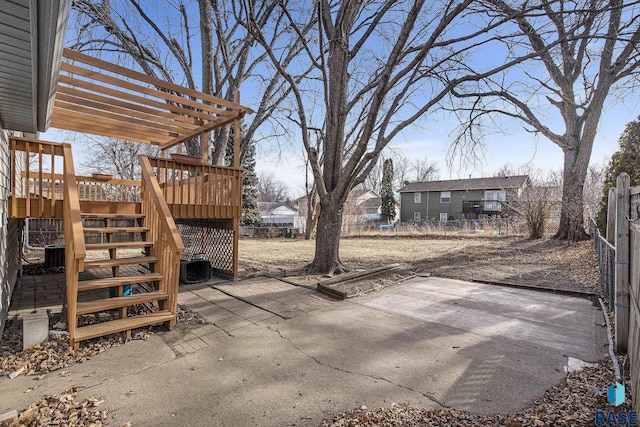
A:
[0, 129, 23, 341]
[401, 187, 522, 222]
[400, 191, 429, 222]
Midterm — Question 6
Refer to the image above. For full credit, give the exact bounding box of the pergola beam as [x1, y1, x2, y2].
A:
[62, 49, 254, 114]
[50, 49, 253, 157]
[161, 112, 240, 150]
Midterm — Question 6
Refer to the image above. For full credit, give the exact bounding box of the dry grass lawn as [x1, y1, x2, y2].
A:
[239, 236, 598, 294]
[238, 236, 489, 270]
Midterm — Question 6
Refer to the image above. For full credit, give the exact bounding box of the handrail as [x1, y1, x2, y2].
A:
[62, 143, 85, 346]
[146, 155, 242, 172]
[139, 154, 184, 325]
[62, 144, 86, 264]
[139, 155, 184, 252]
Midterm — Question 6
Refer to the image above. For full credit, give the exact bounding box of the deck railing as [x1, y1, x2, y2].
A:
[18, 172, 141, 203]
[10, 137, 141, 218]
[10, 137, 66, 217]
[139, 155, 184, 327]
[61, 144, 86, 346]
[146, 156, 242, 219]
[75, 176, 140, 202]
[462, 200, 504, 214]
[10, 137, 240, 221]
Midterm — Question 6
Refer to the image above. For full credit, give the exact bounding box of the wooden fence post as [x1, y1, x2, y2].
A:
[607, 187, 616, 244]
[616, 173, 630, 353]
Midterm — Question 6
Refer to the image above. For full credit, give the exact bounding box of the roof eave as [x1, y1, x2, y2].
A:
[36, 0, 71, 133]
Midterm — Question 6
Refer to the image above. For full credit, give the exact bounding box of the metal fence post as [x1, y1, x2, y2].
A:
[616, 173, 630, 353]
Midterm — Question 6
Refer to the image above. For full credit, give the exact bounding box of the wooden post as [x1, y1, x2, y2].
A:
[201, 132, 209, 164]
[233, 90, 241, 169]
[233, 216, 239, 278]
[616, 172, 630, 353]
[607, 187, 616, 244]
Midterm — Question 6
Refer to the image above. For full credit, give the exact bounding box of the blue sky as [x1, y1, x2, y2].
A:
[252, 99, 633, 197]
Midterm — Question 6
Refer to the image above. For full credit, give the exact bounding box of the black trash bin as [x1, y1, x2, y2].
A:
[180, 260, 211, 284]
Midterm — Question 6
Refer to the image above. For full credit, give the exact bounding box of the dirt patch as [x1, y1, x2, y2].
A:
[239, 237, 599, 296]
[420, 238, 598, 294]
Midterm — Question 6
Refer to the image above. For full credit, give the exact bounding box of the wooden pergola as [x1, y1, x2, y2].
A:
[51, 49, 253, 166]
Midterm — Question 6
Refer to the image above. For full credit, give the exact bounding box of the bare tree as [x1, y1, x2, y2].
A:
[257, 172, 291, 203]
[78, 136, 160, 180]
[514, 185, 557, 239]
[584, 163, 605, 220]
[70, 0, 301, 162]
[451, 0, 640, 240]
[411, 157, 440, 182]
[241, 0, 503, 273]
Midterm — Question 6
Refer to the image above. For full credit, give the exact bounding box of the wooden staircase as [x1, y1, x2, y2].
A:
[69, 211, 175, 347]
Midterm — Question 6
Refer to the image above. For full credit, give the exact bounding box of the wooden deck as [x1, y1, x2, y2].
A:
[9, 136, 243, 347]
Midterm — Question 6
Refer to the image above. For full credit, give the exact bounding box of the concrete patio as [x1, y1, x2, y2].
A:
[1, 275, 608, 426]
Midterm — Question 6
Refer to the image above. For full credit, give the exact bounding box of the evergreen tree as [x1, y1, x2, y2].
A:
[381, 158, 396, 224]
[596, 117, 640, 230]
[225, 121, 261, 226]
[241, 142, 261, 226]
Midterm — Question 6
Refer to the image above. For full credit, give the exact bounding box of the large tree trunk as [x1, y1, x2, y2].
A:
[308, 199, 345, 274]
[304, 185, 319, 240]
[555, 145, 590, 241]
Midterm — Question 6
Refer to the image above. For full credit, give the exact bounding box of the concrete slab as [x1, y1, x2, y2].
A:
[0, 276, 607, 426]
[213, 277, 335, 319]
[272, 277, 607, 414]
[22, 312, 49, 350]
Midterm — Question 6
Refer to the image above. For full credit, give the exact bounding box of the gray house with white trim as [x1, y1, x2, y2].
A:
[398, 175, 530, 223]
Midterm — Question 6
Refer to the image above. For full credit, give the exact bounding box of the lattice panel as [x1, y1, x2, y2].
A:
[176, 219, 235, 277]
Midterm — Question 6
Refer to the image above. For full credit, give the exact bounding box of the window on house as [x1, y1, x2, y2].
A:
[414, 192, 421, 203]
[414, 212, 421, 222]
[439, 213, 448, 222]
[440, 191, 451, 203]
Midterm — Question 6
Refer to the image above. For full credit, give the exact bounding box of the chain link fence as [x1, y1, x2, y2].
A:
[589, 217, 615, 306]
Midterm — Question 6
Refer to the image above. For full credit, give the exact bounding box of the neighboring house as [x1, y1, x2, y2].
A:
[297, 189, 399, 233]
[258, 202, 305, 230]
[398, 175, 530, 222]
[345, 189, 382, 221]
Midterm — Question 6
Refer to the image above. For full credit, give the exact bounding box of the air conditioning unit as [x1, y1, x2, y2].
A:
[44, 245, 65, 268]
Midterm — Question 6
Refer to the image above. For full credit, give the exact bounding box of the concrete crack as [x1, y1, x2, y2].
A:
[268, 326, 448, 409]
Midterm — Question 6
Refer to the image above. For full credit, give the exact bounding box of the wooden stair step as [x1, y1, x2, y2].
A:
[76, 291, 168, 315]
[74, 310, 175, 342]
[78, 273, 163, 292]
[84, 256, 158, 270]
[81, 213, 144, 219]
[83, 226, 149, 234]
[85, 241, 153, 250]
